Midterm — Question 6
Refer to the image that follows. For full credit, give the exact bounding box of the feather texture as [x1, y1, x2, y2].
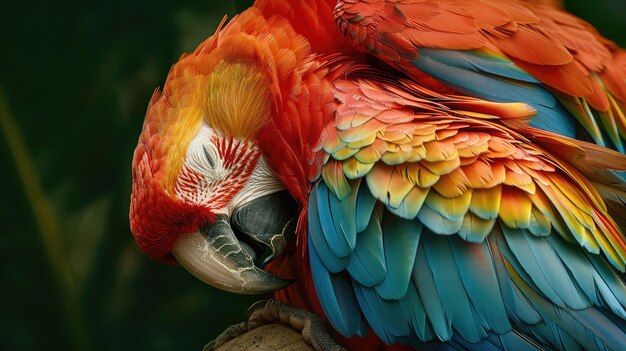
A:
[310, 184, 626, 349]
[308, 55, 626, 350]
[134, 1, 626, 350]
[322, 78, 626, 271]
[334, 0, 626, 149]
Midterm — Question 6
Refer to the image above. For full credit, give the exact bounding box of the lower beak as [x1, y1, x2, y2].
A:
[171, 191, 296, 294]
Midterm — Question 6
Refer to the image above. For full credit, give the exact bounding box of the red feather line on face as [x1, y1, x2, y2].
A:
[217, 135, 260, 170]
[130, 152, 213, 263]
[175, 135, 261, 210]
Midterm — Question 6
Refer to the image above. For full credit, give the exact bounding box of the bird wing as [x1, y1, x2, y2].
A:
[307, 76, 626, 349]
[334, 0, 626, 151]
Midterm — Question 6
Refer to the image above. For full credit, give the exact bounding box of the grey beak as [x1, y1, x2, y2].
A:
[171, 191, 297, 294]
[231, 191, 297, 265]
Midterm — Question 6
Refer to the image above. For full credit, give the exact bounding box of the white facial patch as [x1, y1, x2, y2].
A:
[185, 124, 226, 180]
[227, 156, 286, 214]
[175, 122, 285, 214]
[175, 124, 226, 205]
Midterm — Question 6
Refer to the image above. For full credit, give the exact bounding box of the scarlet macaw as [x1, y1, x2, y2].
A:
[130, 0, 626, 350]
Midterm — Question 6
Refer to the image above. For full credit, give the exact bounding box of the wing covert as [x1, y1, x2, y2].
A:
[334, 0, 626, 151]
[307, 76, 626, 349]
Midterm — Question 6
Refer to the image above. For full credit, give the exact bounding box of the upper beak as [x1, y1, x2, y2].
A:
[171, 191, 297, 294]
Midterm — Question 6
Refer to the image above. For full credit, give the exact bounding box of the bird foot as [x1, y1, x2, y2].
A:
[247, 300, 346, 351]
[205, 299, 346, 351]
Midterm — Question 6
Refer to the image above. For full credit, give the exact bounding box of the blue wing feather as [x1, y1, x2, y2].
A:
[546, 234, 626, 318]
[488, 232, 543, 325]
[375, 212, 422, 299]
[448, 237, 510, 333]
[419, 49, 540, 84]
[355, 178, 377, 232]
[346, 205, 387, 287]
[519, 228, 589, 309]
[413, 242, 453, 340]
[401, 281, 434, 341]
[500, 226, 566, 306]
[418, 204, 464, 234]
[587, 252, 626, 308]
[497, 332, 546, 351]
[413, 51, 577, 139]
[308, 183, 349, 272]
[422, 231, 487, 342]
[308, 233, 362, 336]
[352, 282, 409, 344]
[414, 53, 555, 106]
[317, 181, 356, 258]
[308, 179, 626, 349]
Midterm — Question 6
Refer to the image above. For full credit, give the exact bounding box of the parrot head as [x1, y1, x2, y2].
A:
[129, 16, 303, 294]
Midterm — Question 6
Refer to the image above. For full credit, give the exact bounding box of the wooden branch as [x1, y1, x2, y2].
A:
[214, 323, 314, 351]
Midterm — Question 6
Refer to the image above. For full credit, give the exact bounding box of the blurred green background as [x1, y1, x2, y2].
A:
[0, 1, 624, 350]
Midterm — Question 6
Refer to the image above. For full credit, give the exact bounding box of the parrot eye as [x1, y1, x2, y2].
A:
[183, 124, 224, 178]
[202, 144, 216, 168]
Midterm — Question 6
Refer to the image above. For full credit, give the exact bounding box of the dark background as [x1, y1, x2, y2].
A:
[1, 1, 624, 350]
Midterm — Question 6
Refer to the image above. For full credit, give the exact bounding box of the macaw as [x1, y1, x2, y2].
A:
[130, 0, 626, 350]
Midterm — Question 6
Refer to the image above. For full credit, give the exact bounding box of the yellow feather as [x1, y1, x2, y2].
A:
[342, 158, 374, 179]
[458, 212, 496, 243]
[404, 163, 440, 188]
[333, 146, 359, 160]
[432, 168, 469, 198]
[354, 139, 389, 163]
[423, 140, 459, 162]
[469, 186, 502, 220]
[381, 150, 411, 164]
[204, 61, 271, 139]
[421, 158, 461, 176]
[162, 77, 205, 193]
[322, 160, 351, 200]
[346, 133, 377, 149]
[394, 186, 429, 219]
[425, 189, 472, 221]
[528, 207, 551, 236]
[499, 187, 532, 229]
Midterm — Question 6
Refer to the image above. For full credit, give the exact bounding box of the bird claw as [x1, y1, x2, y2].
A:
[206, 300, 345, 351]
[246, 299, 346, 351]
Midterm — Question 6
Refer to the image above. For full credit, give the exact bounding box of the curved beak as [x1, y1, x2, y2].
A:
[171, 191, 297, 294]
